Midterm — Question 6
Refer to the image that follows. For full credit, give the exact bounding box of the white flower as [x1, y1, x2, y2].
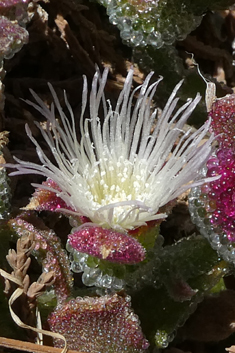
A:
[9, 68, 216, 232]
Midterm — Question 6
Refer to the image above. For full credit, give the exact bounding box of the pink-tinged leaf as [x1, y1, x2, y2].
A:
[68, 226, 146, 264]
[48, 293, 149, 353]
[25, 179, 73, 214]
[209, 94, 235, 150]
[0, 16, 28, 59]
[0, 0, 30, 7]
[195, 95, 235, 242]
[166, 278, 198, 302]
[9, 213, 73, 301]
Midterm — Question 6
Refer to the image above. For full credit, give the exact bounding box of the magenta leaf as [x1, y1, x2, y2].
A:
[68, 226, 146, 264]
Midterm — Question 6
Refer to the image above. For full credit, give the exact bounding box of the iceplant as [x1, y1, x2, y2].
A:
[7, 67, 216, 264]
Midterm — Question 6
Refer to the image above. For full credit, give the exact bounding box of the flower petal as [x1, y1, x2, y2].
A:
[6, 67, 217, 231]
[68, 226, 146, 264]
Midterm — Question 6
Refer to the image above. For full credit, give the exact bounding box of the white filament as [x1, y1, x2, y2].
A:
[8, 68, 216, 231]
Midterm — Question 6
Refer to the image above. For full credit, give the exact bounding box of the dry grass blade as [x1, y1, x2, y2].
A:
[0, 337, 84, 353]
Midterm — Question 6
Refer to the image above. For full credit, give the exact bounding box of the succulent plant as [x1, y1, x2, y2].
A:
[97, 0, 235, 48]
[0, 0, 30, 110]
[48, 293, 149, 353]
[189, 93, 235, 263]
[98, 0, 202, 48]
[5, 67, 217, 293]
[9, 213, 73, 302]
[3, 64, 230, 350]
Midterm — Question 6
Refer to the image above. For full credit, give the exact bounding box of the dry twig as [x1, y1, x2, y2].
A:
[0, 337, 83, 353]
